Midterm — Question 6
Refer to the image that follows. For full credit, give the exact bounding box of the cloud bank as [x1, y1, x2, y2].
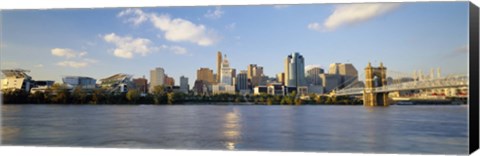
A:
[118, 9, 219, 46]
[308, 3, 400, 32]
[103, 33, 152, 59]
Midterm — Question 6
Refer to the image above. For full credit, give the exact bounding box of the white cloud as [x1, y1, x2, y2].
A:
[118, 9, 219, 46]
[56, 61, 89, 68]
[309, 3, 400, 32]
[118, 8, 148, 26]
[273, 5, 290, 9]
[51, 48, 87, 59]
[103, 33, 152, 59]
[307, 22, 322, 31]
[204, 7, 224, 19]
[160, 45, 189, 55]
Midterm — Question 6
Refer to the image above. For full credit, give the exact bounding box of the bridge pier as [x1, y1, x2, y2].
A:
[363, 62, 389, 106]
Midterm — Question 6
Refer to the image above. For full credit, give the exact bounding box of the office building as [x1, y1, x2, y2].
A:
[213, 54, 236, 94]
[319, 73, 342, 93]
[306, 67, 324, 86]
[164, 75, 175, 87]
[236, 70, 249, 94]
[285, 52, 306, 88]
[276, 72, 285, 85]
[197, 68, 215, 84]
[150, 67, 165, 92]
[132, 76, 148, 94]
[217, 51, 222, 83]
[247, 64, 263, 87]
[180, 76, 189, 93]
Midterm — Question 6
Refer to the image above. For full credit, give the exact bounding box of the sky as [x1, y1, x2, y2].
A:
[0, 2, 469, 87]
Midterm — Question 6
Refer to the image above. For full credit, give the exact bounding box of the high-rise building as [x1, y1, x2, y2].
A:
[247, 64, 263, 87]
[196, 68, 215, 84]
[216, 51, 222, 83]
[150, 67, 165, 92]
[164, 75, 175, 86]
[276, 72, 285, 85]
[180, 76, 189, 93]
[327, 63, 358, 89]
[236, 70, 249, 93]
[220, 55, 233, 85]
[132, 76, 148, 93]
[306, 67, 324, 86]
[319, 73, 341, 93]
[285, 52, 306, 88]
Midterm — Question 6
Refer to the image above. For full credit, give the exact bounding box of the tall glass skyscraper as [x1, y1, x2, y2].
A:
[285, 52, 306, 87]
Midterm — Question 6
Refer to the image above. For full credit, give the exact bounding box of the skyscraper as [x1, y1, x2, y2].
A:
[164, 75, 175, 86]
[285, 52, 306, 88]
[247, 64, 263, 87]
[180, 76, 189, 93]
[220, 55, 233, 85]
[327, 63, 358, 88]
[196, 68, 215, 84]
[216, 51, 222, 83]
[236, 70, 249, 93]
[306, 67, 324, 86]
[150, 67, 165, 92]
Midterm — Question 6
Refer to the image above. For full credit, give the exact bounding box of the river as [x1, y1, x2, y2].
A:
[1, 104, 468, 154]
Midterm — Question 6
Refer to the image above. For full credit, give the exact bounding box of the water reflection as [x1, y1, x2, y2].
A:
[222, 108, 241, 150]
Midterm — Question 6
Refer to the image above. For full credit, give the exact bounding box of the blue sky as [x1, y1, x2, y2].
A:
[0, 2, 469, 86]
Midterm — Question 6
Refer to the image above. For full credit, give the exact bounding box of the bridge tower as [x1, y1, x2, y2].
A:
[363, 62, 389, 106]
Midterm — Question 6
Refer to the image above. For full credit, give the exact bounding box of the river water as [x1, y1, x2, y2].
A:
[1, 104, 468, 154]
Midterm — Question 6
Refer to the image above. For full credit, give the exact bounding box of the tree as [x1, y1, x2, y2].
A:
[266, 97, 273, 105]
[126, 90, 141, 104]
[91, 88, 106, 104]
[152, 85, 165, 104]
[72, 86, 87, 104]
[314, 95, 324, 104]
[167, 92, 178, 104]
[29, 91, 46, 104]
[51, 83, 70, 104]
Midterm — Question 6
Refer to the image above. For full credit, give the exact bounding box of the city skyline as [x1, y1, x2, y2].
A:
[0, 2, 469, 86]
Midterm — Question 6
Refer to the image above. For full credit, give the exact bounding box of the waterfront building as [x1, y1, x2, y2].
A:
[319, 73, 342, 93]
[247, 64, 264, 87]
[132, 77, 148, 94]
[276, 72, 285, 85]
[180, 76, 189, 93]
[63, 76, 97, 89]
[164, 75, 175, 87]
[220, 55, 233, 85]
[193, 80, 211, 95]
[285, 52, 306, 87]
[328, 63, 358, 88]
[213, 54, 236, 94]
[267, 83, 285, 96]
[150, 67, 165, 92]
[1, 69, 34, 92]
[253, 86, 268, 95]
[307, 85, 324, 94]
[217, 51, 222, 83]
[197, 68, 215, 84]
[285, 52, 307, 94]
[100, 73, 133, 93]
[30, 80, 55, 94]
[306, 67, 324, 86]
[236, 70, 249, 94]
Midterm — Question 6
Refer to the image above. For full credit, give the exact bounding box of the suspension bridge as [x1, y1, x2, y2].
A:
[329, 62, 469, 106]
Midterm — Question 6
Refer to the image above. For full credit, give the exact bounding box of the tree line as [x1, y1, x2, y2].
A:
[1, 84, 363, 105]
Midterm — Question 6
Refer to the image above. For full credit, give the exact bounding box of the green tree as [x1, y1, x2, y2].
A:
[314, 95, 324, 104]
[72, 86, 87, 104]
[266, 97, 273, 105]
[29, 91, 46, 104]
[91, 88, 106, 104]
[167, 92, 178, 104]
[152, 85, 165, 104]
[126, 89, 141, 104]
[51, 83, 70, 104]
